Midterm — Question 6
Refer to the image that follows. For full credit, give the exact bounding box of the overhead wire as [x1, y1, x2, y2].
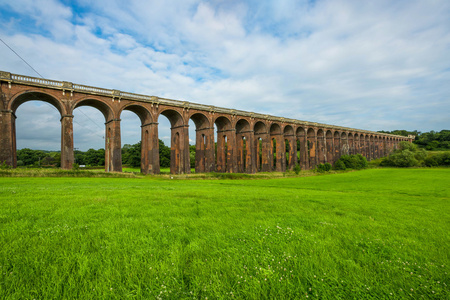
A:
[0, 36, 105, 138]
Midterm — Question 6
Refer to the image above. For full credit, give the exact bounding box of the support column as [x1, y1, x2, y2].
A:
[286, 135, 296, 170]
[0, 110, 16, 167]
[326, 134, 334, 164]
[60, 115, 74, 169]
[257, 133, 271, 172]
[227, 129, 237, 173]
[317, 135, 325, 164]
[170, 125, 190, 174]
[105, 119, 122, 172]
[141, 122, 159, 174]
[298, 135, 308, 170]
[195, 127, 215, 173]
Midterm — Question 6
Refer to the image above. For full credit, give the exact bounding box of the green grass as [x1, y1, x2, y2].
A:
[0, 169, 449, 299]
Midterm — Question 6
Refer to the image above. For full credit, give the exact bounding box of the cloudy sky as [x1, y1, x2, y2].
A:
[1, 0, 449, 151]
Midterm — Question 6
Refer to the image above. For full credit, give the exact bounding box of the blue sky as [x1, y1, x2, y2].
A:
[0, 0, 449, 150]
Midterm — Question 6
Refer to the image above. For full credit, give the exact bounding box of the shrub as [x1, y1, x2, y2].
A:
[335, 154, 368, 170]
[334, 160, 346, 170]
[382, 150, 418, 167]
[293, 163, 301, 175]
[424, 152, 450, 167]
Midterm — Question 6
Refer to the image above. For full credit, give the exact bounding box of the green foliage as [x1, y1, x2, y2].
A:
[424, 152, 450, 167]
[333, 159, 346, 170]
[377, 129, 420, 137]
[159, 139, 171, 168]
[415, 130, 450, 150]
[316, 162, 332, 172]
[382, 150, 418, 167]
[0, 161, 12, 169]
[190, 145, 196, 168]
[0, 169, 448, 299]
[334, 154, 368, 170]
[122, 142, 141, 168]
[293, 163, 301, 175]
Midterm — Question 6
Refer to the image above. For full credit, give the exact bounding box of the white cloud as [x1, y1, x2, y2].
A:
[1, 0, 449, 150]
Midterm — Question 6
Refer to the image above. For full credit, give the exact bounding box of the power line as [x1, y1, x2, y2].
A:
[0, 37, 44, 78]
[0, 36, 105, 137]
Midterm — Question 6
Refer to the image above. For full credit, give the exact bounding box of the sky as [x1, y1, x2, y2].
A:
[0, 0, 449, 151]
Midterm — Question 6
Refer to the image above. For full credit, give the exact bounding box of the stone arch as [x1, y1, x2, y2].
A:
[214, 116, 234, 172]
[283, 125, 295, 170]
[270, 123, 284, 171]
[296, 127, 307, 170]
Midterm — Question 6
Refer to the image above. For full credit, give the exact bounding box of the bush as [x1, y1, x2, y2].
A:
[316, 163, 332, 173]
[335, 154, 368, 170]
[293, 163, 301, 175]
[334, 160, 346, 170]
[381, 150, 418, 167]
[424, 152, 450, 167]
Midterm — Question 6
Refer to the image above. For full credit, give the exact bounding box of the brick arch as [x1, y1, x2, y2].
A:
[119, 103, 153, 125]
[283, 125, 294, 136]
[254, 121, 267, 134]
[10, 90, 66, 115]
[236, 118, 251, 133]
[73, 97, 115, 121]
[159, 109, 184, 128]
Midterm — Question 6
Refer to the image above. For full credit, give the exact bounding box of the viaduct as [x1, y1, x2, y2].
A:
[0, 71, 410, 174]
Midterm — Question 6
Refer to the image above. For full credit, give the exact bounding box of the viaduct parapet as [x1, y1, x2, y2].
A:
[0, 71, 410, 174]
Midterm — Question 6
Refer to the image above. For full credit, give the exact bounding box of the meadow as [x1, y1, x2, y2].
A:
[0, 168, 448, 299]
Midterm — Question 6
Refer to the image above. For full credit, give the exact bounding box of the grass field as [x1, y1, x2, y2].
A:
[0, 168, 449, 299]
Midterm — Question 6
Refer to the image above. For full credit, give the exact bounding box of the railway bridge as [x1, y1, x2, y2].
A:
[0, 71, 410, 174]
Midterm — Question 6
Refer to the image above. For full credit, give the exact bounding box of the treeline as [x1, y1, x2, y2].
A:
[378, 129, 450, 150]
[16, 139, 196, 168]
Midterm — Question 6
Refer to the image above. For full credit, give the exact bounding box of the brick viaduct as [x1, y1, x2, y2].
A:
[0, 71, 410, 174]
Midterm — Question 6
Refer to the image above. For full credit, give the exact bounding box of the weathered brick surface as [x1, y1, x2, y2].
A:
[0, 72, 411, 174]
